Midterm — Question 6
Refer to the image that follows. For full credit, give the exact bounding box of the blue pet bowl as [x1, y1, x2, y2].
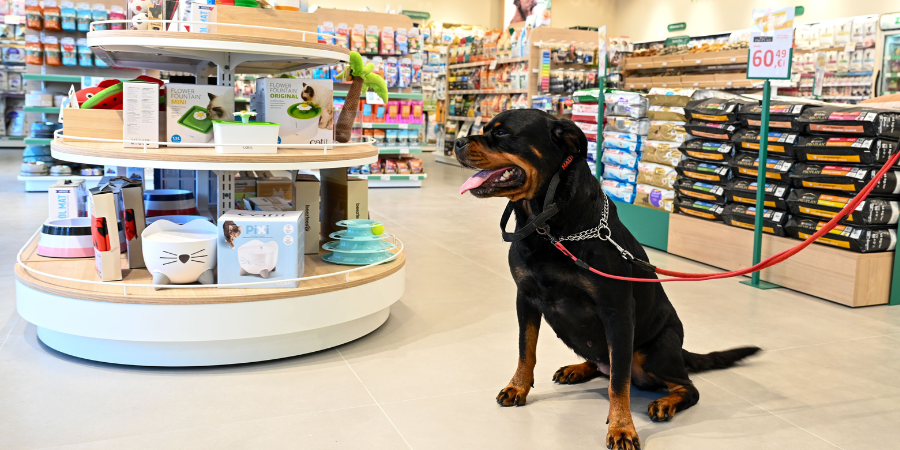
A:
[322, 251, 394, 266]
[322, 239, 397, 253]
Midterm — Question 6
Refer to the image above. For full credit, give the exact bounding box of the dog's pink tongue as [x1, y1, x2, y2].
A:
[460, 168, 507, 195]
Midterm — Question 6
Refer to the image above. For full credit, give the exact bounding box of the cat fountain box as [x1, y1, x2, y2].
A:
[217, 209, 304, 289]
[255, 78, 333, 145]
[142, 219, 217, 290]
[166, 84, 234, 144]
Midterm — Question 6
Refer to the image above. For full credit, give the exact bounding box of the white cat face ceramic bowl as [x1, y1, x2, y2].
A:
[142, 219, 217, 289]
[237, 240, 279, 278]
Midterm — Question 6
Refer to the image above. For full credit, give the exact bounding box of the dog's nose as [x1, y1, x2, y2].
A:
[454, 137, 468, 151]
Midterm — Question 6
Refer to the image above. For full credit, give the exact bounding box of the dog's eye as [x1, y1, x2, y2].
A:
[495, 130, 508, 136]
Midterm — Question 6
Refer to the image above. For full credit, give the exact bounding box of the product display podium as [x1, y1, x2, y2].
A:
[14, 20, 406, 366]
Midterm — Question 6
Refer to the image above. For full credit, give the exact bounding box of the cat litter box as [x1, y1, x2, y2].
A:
[177, 105, 214, 134]
[237, 240, 279, 278]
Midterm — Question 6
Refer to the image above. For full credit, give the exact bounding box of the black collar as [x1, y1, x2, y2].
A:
[500, 155, 573, 242]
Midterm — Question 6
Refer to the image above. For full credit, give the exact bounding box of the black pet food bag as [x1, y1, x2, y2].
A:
[724, 178, 791, 209]
[684, 98, 758, 123]
[676, 159, 732, 183]
[790, 163, 900, 194]
[797, 106, 900, 138]
[721, 203, 789, 236]
[785, 218, 897, 253]
[731, 129, 800, 158]
[679, 140, 735, 163]
[675, 198, 725, 221]
[738, 102, 812, 132]
[674, 178, 728, 203]
[729, 153, 794, 181]
[786, 189, 900, 226]
[793, 136, 899, 165]
[684, 120, 739, 140]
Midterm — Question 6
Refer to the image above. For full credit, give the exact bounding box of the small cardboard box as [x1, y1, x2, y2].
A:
[48, 179, 86, 221]
[88, 184, 123, 281]
[234, 176, 258, 209]
[166, 83, 234, 144]
[320, 169, 369, 238]
[109, 177, 146, 269]
[257, 177, 293, 201]
[217, 209, 305, 289]
[293, 173, 321, 254]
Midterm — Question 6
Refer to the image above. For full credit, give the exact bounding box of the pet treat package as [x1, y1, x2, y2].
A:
[166, 84, 233, 144]
[729, 153, 794, 181]
[601, 148, 640, 170]
[721, 204, 788, 236]
[647, 106, 687, 122]
[684, 120, 739, 140]
[601, 179, 636, 204]
[676, 159, 732, 183]
[217, 209, 305, 289]
[675, 198, 725, 221]
[255, 78, 334, 145]
[731, 129, 800, 158]
[641, 142, 682, 167]
[88, 183, 123, 281]
[674, 178, 727, 203]
[793, 136, 899, 165]
[604, 117, 650, 135]
[679, 140, 735, 163]
[790, 163, 900, 194]
[738, 103, 812, 131]
[634, 184, 675, 212]
[724, 178, 790, 209]
[786, 189, 900, 226]
[785, 218, 897, 253]
[603, 163, 637, 183]
[798, 106, 900, 138]
[637, 162, 677, 189]
[684, 98, 758, 123]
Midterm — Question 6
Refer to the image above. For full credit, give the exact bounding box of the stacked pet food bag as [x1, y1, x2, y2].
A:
[570, 89, 600, 174]
[785, 105, 900, 253]
[598, 90, 678, 212]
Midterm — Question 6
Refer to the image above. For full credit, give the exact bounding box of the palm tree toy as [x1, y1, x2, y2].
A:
[335, 52, 389, 143]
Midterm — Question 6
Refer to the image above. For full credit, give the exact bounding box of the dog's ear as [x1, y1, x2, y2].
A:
[550, 119, 588, 160]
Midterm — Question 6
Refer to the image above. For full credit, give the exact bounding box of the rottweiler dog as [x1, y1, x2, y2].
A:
[455, 109, 760, 450]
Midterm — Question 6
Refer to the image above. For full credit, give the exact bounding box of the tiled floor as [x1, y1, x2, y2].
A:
[3, 150, 900, 449]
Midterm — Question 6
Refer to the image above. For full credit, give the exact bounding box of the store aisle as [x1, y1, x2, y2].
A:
[3, 152, 900, 449]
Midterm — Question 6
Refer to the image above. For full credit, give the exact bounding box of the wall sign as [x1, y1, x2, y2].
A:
[665, 36, 690, 47]
[401, 10, 430, 21]
[667, 22, 686, 32]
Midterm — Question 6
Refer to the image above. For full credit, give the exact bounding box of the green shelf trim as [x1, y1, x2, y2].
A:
[23, 74, 83, 82]
[359, 123, 423, 129]
[612, 200, 670, 252]
[335, 91, 424, 99]
[24, 137, 51, 145]
[2, 136, 25, 140]
[378, 147, 423, 154]
[24, 106, 60, 114]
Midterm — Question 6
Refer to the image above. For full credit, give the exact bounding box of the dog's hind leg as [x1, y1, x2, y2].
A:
[497, 292, 541, 407]
[640, 328, 700, 422]
[552, 361, 604, 384]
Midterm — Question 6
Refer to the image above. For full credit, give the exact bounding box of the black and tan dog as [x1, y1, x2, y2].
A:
[456, 109, 759, 450]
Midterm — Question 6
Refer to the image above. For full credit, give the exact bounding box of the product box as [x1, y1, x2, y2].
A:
[217, 209, 305, 289]
[108, 177, 146, 269]
[255, 77, 333, 145]
[166, 83, 234, 144]
[123, 82, 159, 148]
[247, 196, 292, 211]
[48, 179, 86, 220]
[320, 168, 368, 238]
[293, 173, 321, 254]
[88, 183, 123, 281]
[234, 176, 257, 208]
[257, 176, 293, 200]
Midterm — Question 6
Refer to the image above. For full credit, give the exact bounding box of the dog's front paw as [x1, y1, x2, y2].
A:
[606, 423, 640, 450]
[496, 384, 529, 407]
[552, 362, 599, 384]
[647, 398, 677, 422]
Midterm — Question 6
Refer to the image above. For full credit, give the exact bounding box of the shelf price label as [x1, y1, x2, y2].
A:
[747, 7, 794, 80]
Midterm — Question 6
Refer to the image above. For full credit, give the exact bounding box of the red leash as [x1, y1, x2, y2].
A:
[555, 150, 900, 283]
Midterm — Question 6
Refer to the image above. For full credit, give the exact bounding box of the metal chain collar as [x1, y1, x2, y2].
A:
[556, 195, 611, 242]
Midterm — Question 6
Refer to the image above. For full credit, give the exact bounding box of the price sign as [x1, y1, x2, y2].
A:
[747, 7, 794, 80]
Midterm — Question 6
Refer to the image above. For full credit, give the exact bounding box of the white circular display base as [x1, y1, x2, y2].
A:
[16, 267, 404, 367]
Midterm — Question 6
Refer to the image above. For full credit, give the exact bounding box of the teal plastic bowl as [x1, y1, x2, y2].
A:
[336, 219, 385, 237]
[329, 230, 390, 241]
[322, 251, 394, 266]
[322, 240, 397, 253]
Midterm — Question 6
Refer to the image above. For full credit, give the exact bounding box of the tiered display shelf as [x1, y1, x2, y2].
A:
[14, 19, 406, 367]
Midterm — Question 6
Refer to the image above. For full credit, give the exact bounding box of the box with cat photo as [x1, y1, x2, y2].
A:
[166, 84, 234, 144]
[255, 78, 334, 145]
[217, 209, 305, 289]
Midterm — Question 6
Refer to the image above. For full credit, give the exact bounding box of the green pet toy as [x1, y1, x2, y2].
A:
[334, 52, 389, 143]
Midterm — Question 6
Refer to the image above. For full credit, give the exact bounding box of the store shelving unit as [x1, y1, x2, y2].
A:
[14, 18, 406, 367]
[16, 174, 103, 192]
[0, 136, 26, 148]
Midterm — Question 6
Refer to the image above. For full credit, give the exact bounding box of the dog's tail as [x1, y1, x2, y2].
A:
[682, 347, 761, 373]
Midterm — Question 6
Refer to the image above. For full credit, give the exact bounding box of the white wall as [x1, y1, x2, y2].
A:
[312, 0, 504, 28]
[552, 0, 617, 30]
[614, 0, 900, 42]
